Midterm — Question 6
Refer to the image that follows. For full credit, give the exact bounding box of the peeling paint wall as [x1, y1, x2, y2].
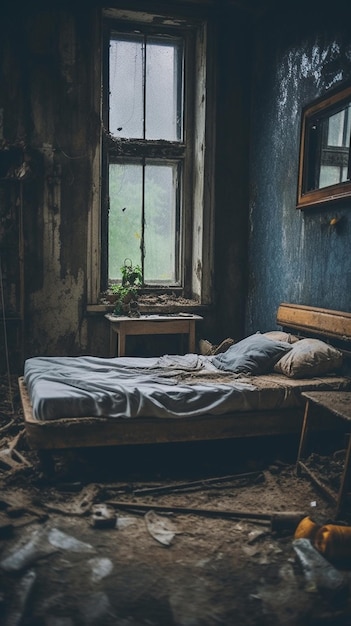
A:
[0, 6, 102, 366]
[247, 6, 351, 334]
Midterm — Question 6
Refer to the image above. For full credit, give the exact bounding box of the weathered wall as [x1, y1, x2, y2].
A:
[1, 6, 104, 364]
[1, 2, 252, 368]
[212, 7, 251, 344]
[247, 5, 351, 334]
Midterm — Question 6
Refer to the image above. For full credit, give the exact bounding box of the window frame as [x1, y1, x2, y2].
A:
[297, 82, 351, 210]
[87, 7, 215, 308]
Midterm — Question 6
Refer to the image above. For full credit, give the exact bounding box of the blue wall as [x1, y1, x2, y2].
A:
[246, 8, 351, 334]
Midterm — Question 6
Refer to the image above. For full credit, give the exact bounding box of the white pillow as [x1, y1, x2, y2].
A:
[274, 338, 343, 378]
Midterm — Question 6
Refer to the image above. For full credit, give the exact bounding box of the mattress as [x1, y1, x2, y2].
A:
[23, 354, 351, 422]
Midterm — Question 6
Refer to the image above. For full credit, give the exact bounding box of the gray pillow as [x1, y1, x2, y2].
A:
[274, 338, 343, 378]
[212, 333, 293, 375]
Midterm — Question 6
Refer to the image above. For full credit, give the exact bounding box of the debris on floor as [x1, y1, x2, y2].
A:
[91, 504, 117, 529]
[293, 537, 349, 602]
[144, 509, 178, 546]
[1, 374, 351, 625]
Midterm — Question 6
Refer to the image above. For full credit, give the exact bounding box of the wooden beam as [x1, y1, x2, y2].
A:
[277, 303, 351, 341]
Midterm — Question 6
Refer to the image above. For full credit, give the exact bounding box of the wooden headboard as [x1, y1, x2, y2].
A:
[276, 303, 351, 359]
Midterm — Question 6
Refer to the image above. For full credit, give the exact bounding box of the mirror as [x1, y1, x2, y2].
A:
[297, 83, 351, 209]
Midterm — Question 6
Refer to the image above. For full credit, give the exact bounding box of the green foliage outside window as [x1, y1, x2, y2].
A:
[108, 164, 176, 284]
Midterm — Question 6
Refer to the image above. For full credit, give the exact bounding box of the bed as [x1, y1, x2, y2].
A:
[18, 304, 351, 465]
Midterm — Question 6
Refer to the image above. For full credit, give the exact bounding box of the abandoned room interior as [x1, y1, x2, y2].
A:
[2, 0, 351, 624]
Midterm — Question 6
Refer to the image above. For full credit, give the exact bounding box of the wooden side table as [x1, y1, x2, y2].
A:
[296, 391, 351, 518]
[105, 313, 203, 357]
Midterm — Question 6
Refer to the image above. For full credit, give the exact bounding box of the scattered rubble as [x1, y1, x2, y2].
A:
[1, 374, 351, 625]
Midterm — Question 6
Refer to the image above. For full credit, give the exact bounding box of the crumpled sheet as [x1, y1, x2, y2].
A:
[23, 354, 351, 422]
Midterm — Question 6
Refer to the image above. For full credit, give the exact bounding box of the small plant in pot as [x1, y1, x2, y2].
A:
[111, 259, 142, 316]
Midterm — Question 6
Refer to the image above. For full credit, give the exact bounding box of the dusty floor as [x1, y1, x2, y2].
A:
[1, 376, 351, 626]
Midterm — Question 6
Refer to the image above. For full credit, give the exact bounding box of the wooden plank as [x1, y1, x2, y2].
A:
[21, 408, 303, 450]
[110, 319, 193, 336]
[105, 314, 203, 322]
[276, 303, 351, 340]
[301, 391, 351, 422]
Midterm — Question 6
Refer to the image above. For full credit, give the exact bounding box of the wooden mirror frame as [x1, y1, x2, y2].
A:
[297, 83, 351, 210]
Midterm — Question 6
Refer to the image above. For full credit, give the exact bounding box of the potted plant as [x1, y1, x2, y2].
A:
[111, 259, 142, 316]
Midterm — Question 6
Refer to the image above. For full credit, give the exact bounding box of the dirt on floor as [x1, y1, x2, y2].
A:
[1, 375, 351, 626]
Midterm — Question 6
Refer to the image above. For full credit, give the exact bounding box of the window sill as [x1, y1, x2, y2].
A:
[87, 299, 210, 316]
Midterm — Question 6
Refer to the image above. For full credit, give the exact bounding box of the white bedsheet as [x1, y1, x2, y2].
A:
[23, 354, 351, 422]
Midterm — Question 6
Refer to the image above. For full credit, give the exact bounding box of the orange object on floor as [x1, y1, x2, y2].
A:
[315, 524, 351, 562]
[294, 516, 320, 541]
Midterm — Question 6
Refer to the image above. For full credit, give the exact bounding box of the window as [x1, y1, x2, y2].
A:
[87, 8, 215, 306]
[105, 29, 185, 286]
[297, 83, 351, 209]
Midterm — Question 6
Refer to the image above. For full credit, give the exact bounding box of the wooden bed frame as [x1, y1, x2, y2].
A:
[18, 303, 351, 459]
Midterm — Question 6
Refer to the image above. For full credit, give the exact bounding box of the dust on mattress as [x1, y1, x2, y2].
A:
[23, 354, 351, 422]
